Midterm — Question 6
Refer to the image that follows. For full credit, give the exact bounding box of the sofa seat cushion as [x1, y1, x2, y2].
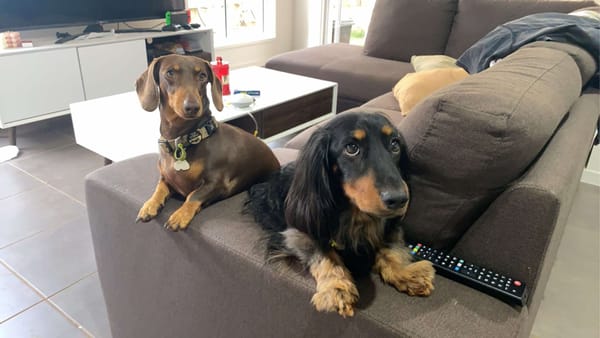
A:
[399, 46, 582, 249]
[265, 43, 363, 79]
[362, 92, 405, 124]
[265, 43, 414, 104]
[284, 105, 403, 150]
[363, 0, 458, 61]
[86, 152, 529, 338]
[319, 55, 414, 103]
[444, 0, 597, 58]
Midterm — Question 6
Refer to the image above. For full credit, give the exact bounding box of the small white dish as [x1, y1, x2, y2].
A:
[228, 93, 255, 108]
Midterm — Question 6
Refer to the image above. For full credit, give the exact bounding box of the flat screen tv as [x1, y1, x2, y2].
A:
[0, 0, 185, 31]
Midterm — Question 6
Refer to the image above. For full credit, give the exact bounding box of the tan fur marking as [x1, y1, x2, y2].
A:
[375, 248, 435, 296]
[137, 179, 171, 222]
[169, 88, 188, 117]
[398, 180, 410, 217]
[165, 200, 202, 231]
[187, 161, 204, 179]
[382, 125, 393, 136]
[194, 65, 201, 72]
[309, 252, 358, 317]
[342, 170, 386, 214]
[353, 129, 366, 140]
[173, 64, 180, 71]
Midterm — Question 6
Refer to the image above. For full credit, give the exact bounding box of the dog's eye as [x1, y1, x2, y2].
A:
[344, 143, 360, 156]
[166, 69, 175, 78]
[390, 139, 401, 153]
[198, 72, 207, 81]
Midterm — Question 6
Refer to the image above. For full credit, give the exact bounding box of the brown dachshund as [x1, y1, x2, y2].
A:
[135, 54, 280, 231]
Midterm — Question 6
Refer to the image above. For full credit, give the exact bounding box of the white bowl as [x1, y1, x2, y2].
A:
[228, 93, 255, 108]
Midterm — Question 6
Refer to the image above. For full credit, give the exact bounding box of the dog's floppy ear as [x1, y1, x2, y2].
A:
[136, 57, 163, 112]
[205, 61, 224, 112]
[396, 132, 411, 181]
[285, 128, 337, 246]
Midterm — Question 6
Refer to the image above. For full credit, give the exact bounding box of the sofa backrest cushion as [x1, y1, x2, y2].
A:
[444, 0, 597, 58]
[399, 46, 582, 249]
[363, 0, 458, 62]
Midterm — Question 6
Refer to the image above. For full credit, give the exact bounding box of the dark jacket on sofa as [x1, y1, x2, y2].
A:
[456, 12, 600, 85]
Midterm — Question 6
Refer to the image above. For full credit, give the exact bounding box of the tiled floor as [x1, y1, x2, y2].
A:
[0, 116, 598, 337]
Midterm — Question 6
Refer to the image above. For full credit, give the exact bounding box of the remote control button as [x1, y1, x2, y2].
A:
[514, 280, 522, 287]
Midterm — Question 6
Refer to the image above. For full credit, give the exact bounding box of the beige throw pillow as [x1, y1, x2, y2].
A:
[411, 55, 460, 72]
[393, 67, 469, 115]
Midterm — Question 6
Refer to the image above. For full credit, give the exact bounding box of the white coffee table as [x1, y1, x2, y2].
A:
[70, 66, 337, 163]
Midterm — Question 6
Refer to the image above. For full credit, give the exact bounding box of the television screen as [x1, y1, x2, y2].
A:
[0, 0, 185, 31]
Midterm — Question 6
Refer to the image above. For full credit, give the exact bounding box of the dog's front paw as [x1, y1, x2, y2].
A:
[164, 202, 200, 231]
[394, 260, 435, 296]
[136, 200, 163, 223]
[311, 279, 359, 318]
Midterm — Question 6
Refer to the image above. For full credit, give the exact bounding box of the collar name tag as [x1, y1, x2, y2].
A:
[174, 159, 190, 171]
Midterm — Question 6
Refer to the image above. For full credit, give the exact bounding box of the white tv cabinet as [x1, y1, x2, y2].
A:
[0, 28, 214, 145]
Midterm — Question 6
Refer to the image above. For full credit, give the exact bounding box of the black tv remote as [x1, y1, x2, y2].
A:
[408, 243, 528, 306]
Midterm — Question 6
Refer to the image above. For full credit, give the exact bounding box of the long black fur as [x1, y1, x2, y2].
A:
[246, 112, 411, 277]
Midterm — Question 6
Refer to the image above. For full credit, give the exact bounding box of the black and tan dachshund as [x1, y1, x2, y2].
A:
[135, 54, 280, 231]
[246, 112, 434, 317]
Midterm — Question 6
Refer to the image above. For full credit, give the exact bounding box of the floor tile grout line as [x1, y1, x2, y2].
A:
[0, 298, 46, 325]
[45, 271, 98, 299]
[46, 299, 94, 337]
[0, 229, 47, 250]
[0, 258, 49, 300]
[6, 138, 77, 162]
[0, 258, 96, 336]
[7, 162, 86, 207]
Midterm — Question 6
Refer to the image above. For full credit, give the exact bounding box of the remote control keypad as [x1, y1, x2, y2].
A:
[408, 243, 526, 303]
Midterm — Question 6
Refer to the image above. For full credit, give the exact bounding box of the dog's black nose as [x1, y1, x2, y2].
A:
[183, 100, 200, 116]
[381, 190, 408, 209]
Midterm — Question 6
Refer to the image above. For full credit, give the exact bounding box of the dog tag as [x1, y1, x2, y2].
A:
[174, 160, 190, 171]
[173, 143, 190, 171]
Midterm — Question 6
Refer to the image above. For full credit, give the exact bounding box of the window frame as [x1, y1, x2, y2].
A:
[187, 0, 276, 48]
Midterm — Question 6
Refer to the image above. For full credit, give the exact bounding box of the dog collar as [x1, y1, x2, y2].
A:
[158, 117, 219, 155]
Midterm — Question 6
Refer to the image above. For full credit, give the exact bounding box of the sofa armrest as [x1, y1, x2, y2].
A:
[87, 153, 532, 338]
[452, 94, 599, 303]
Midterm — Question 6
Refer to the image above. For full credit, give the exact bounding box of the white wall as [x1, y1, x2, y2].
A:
[215, 0, 294, 69]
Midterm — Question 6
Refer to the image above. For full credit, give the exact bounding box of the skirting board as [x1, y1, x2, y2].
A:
[581, 168, 600, 187]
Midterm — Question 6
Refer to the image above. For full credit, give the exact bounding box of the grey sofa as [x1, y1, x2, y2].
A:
[86, 1, 599, 337]
[266, 0, 597, 112]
